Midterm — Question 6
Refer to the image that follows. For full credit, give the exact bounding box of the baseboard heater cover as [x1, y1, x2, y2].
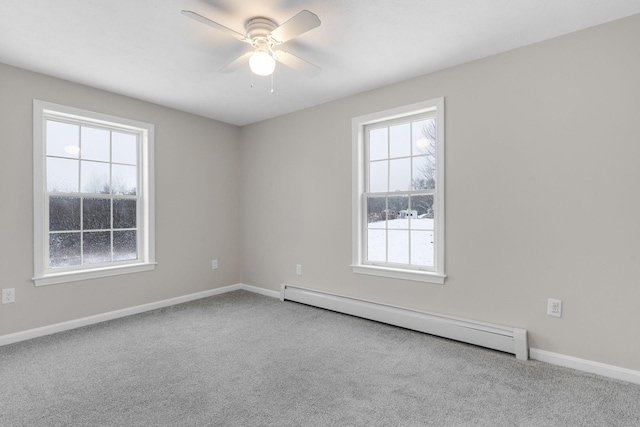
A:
[281, 284, 528, 360]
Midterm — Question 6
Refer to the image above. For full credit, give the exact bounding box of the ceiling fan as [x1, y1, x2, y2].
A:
[182, 9, 321, 78]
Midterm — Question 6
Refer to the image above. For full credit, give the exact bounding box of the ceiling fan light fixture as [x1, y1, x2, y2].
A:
[182, 9, 321, 78]
[249, 50, 276, 76]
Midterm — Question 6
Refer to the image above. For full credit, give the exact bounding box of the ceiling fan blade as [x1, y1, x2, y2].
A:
[270, 10, 320, 43]
[181, 10, 248, 42]
[220, 51, 253, 73]
[273, 51, 321, 77]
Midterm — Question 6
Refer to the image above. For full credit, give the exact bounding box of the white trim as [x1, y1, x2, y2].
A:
[351, 264, 446, 284]
[33, 262, 157, 286]
[281, 283, 528, 360]
[0, 283, 280, 347]
[530, 348, 640, 385]
[240, 283, 281, 299]
[351, 98, 445, 282]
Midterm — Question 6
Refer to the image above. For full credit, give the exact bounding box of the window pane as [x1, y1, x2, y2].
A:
[412, 119, 436, 156]
[367, 229, 386, 262]
[112, 132, 137, 165]
[369, 160, 388, 193]
[112, 164, 137, 195]
[113, 230, 137, 261]
[81, 160, 110, 194]
[366, 196, 387, 228]
[49, 232, 81, 268]
[114, 199, 136, 229]
[412, 156, 435, 190]
[83, 231, 111, 264]
[410, 195, 434, 228]
[369, 128, 387, 161]
[47, 157, 79, 192]
[388, 230, 409, 264]
[49, 197, 81, 231]
[46, 120, 79, 158]
[388, 195, 408, 225]
[389, 123, 410, 158]
[411, 230, 434, 267]
[410, 195, 435, 266]
[387, 196, 409, 264]
[83, 198, 111, 230]
[81, 126, 110, 162]
[389, 158, 410, 191]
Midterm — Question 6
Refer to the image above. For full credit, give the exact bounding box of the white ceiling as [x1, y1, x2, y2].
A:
[1, 1, 639, 126]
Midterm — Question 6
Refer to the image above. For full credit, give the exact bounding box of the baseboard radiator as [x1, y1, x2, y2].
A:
[281, 284, 528, 360]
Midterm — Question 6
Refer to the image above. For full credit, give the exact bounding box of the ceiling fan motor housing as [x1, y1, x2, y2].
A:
[246, 18, 277, 40]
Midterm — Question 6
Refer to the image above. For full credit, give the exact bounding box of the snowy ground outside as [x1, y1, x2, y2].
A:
[367, 218, 434, 266]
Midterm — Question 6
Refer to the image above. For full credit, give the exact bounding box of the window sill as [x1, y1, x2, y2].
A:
[351, 264, 446, 284]
[33, 262, 157, 286]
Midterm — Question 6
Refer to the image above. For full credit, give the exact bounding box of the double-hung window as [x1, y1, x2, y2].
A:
[352, 98, 445, 284]
[33, 100, 155, 286]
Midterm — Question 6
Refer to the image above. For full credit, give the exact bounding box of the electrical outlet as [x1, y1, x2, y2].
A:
[547, 298, 562, 317]
[296, 264, 302, 275]
[212, 259, 218, 270]
[2, 288, 16, 304]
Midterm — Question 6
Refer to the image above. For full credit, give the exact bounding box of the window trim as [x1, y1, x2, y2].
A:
[351, 98, 445, 284]
[33, 100, 156, 286]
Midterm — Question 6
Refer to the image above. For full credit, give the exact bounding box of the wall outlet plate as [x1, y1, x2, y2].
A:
[212, 259, 218, 270]
[547, 298, 562, 317]
[296, 264, 302, 275]
[2, 288, 16, 304]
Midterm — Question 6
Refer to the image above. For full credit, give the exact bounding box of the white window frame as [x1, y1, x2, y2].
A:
[33, 100, 156, 286]
[351, 98, 445, 284]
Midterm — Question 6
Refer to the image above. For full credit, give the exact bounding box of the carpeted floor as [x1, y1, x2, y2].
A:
[1, 290, 639, 426]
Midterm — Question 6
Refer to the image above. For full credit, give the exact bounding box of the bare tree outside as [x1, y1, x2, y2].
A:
[412, 119, 436, 190]
[411, 119, 436, 217]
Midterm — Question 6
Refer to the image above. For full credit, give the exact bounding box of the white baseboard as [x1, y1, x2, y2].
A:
[530, 348, 640, 385]
[240, 283, 280, 299]
[0, 283, 277, 347]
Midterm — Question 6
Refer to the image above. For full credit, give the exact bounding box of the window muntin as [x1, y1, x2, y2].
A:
[352, 98, 444, 284]
[34, 101, 155, 285]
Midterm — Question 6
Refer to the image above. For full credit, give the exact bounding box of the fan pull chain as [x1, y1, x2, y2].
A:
[247, 70, 275, 92]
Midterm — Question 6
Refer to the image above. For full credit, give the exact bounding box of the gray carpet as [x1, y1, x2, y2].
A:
[1, 290, 639, 426]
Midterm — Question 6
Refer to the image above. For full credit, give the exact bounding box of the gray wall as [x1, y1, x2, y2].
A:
[0, 63, 242, 335]
[240, 14, 640, 371]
